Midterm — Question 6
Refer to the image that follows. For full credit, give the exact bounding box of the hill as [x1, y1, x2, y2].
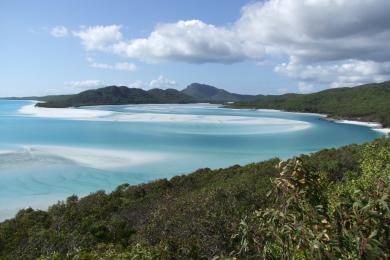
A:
[230, 81, 390, 127]
[0, 138, 389, 259]
[36, 86, 195, 108]
[181, 83, 255, 102]
[34, 83, 256, 108]
[12, 82, 390, 128]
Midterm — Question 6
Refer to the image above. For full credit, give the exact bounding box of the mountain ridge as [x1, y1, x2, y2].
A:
[181, 83, 255, 102]
[34, 83, 257, 108]
[36, 86, 195, 108]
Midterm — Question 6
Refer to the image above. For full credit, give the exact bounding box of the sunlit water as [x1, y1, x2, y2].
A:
[0, 100, 384, 220]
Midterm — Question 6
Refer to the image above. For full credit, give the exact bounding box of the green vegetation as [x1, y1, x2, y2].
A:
[181, 83, 255, 103]
[5, 81, 390, 128]
[33, 81, 390, 129]
[1, 138, 389, 259]
[36, 86, 195, 108]
[230, 81, 390, 127]
[237, 139, 390, 259]
[34, 83, 256, 108]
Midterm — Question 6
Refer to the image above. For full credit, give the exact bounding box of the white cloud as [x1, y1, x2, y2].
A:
[111, 20, 264, 63]
[73, 25, 123, 51]
[297, 82, 314, 93]
[277, 88, 289, 94]
[128, 80, 147, 89]
[87, 58, 136, 72]
[236, 0, 390, 88]
[71, 1, 390, 65]
[51, 26, 69, 37]
[276, 60, 390, 89]
[64, 1, 390, 90]
[113, 62, 137, 72]
[65, 80, 103, 88]
[236, 0, 390, 63]
[149, 75, 177, 89]
[129, 75, 177, 90]
[71, 21, 264, 64]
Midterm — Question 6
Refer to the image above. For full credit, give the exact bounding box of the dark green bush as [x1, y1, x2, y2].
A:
[0, 138, 388, 259]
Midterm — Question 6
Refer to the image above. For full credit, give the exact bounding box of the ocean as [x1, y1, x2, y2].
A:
[0, 100, 384, 220]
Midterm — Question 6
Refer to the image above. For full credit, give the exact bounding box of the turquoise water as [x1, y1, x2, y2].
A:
[0, 100, 384, 220]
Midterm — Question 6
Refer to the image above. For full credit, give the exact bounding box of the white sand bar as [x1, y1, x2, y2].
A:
[19, 104, 311, 131]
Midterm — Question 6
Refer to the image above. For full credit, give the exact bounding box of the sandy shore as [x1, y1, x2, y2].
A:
[19, 102, 389, 135]
[335, 119, 390, 134]
[18, 103, 311, 131]
[256, 108, 389, 135]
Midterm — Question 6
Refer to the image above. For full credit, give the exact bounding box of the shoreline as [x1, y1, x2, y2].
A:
[322, 117, 390, 135]
[337, 121, 390, 134]
[1, 101, 387, 222]
[12, 100, 390, 136]
[240, 107, 389, 136]
[17, 102, 311, 131]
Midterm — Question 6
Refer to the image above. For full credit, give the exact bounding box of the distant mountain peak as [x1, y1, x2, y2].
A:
[181, 83, 255, 102]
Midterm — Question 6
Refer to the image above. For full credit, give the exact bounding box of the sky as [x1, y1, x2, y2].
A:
[1, 0, 390, 97]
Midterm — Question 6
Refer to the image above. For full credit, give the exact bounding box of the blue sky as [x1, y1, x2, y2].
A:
[1, 0, 390, 97]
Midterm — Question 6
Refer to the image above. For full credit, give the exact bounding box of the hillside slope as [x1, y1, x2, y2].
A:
[231, 81, 390, 127]
[1, 138, 388, 259]
[36, 86, 195, 108]
[35, 83, 256, 108]
[181, 83, 255, 102]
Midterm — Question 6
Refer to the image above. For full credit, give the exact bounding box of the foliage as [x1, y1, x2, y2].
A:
[27, 81, 390, 128]
[36, 86, 195, 108]
[0, 138, 388, 259]
[0, 160, 278, 259]
[236, 138, 390, 259]
[181, 83, 254, 103]
[36, 83, 256, 108]
[231, 81, 390, 127]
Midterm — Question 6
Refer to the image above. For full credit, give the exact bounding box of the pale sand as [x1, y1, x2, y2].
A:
[20, 145, 167, 170]
[335, 120, 389, 134]
[19, 103, 112, 119]
[18, 103, 311, 131]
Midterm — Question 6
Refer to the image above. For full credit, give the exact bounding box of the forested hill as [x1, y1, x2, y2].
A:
[0, 138, 389, 259]
[230, 81, 390, 127]
[35, 83, 256, 108]
[181, 83, 255, 102]
[15, 81, 390, 127]
[36, 86, 195, 108]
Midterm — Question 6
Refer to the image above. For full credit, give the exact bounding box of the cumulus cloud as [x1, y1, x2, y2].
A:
[73, 21, 264, 64]
[235, 0, 390, 63]
[149, 75, 177, 89]
[129, 75, 177, 90]
[276, 60, 390, 89]
[65, 80, 103, 88]
[237, 0, 390, 89]
[71, 1, 390, 65]
[87, 58, 136, 72]
[111, 20, 264, 63]
[73, 25, 123, 51]
[51, 26, 69, 37]
[113, 62, 137, 72]
[61, 0, 390, 90]
[128, 80, 146, 89]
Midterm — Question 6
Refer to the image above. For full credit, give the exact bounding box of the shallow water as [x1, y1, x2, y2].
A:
[0, 100, 384, 220]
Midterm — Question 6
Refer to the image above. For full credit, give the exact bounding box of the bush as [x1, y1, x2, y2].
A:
[236, 138, 390, 259]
